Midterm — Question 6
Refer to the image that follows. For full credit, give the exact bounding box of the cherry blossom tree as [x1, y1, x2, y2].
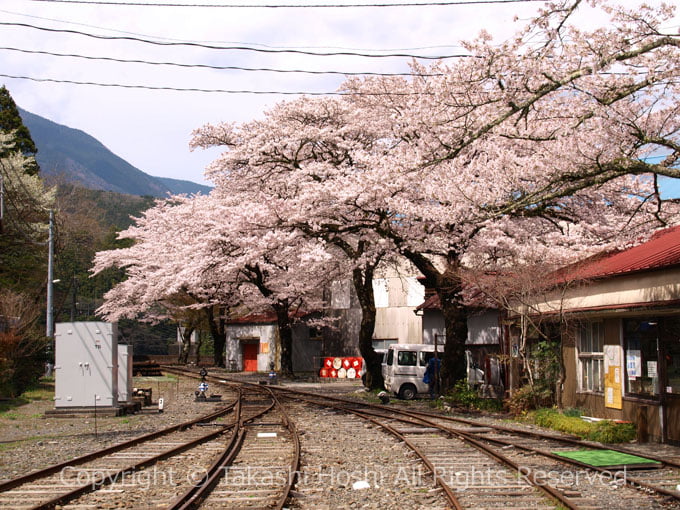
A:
[93, 193, 340, 373]
[192, 0, 680, 390]
[191, 97, 399, 387]
[92, 196, 242, 366]
[332, 0, 680, 389]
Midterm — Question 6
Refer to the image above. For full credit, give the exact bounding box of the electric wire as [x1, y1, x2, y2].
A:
[0, 72, 431, 94]
[4, 71, 670, 95]
[0, 22, 469, 59]
[0, 47, 449, 76]
[0, 8, 471, 52]
[24, 0, 548, 8]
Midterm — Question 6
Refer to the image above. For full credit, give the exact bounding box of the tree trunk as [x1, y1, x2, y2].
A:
[195, 331, 204, 365]
[178, 325, 193, 364]
[400, 248, 468, 394]
[205, 306, 226, 368]
[437, 274, 468, 392]
[352, 265, 383, 390]
[273, 301, 294, 377]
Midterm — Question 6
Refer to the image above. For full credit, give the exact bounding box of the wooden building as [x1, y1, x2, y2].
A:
[520, 226, 680, 443]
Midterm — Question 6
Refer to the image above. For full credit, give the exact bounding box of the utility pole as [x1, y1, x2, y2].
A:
[46, 210, 54, 338]
[0, 174, 4, 234]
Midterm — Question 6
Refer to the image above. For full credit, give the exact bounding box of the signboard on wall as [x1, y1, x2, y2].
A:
[604, 344, 622, 410]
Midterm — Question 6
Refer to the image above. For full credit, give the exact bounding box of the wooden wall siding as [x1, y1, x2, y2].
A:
[562, 317, 669, 441]
[562, 344, 577, 406]
[665, 396, 680, 443]
[467, 310, 500, 345]
[291, 323, 322, 372]
[321, 308, 362, 357]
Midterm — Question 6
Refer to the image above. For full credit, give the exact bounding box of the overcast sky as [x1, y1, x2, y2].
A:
[1, 0, 678, 190]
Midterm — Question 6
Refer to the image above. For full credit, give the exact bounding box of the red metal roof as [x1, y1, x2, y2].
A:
[227, 309, 312, 325]
[227, 312, 277, 325]
[560, 225, 680, 281]
[417, 293, 441, 310]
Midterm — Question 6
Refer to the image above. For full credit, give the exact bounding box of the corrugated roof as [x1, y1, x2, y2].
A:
[415, 282, 498, 311]
[227, 312, 277, 325]
[561, 225, 680, 281]
[227, 309, 313, 325]
[417, 294, 441, 311]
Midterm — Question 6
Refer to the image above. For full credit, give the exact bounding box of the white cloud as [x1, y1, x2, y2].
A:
[0, 0, 676, 186]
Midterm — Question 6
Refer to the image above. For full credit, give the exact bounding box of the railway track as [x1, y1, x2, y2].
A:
[0, 383, 299, 510]
[168, 386, 300, 510]
[164, 367, 680, 509]
[0, 391, 239, 509]
[274, 387, 680, 509]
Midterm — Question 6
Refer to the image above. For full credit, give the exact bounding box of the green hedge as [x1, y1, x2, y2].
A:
[530, 408, 636, 443]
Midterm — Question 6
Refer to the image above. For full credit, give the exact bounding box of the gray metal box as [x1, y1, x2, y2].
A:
[54, 322, 118, 408]
[118, 344, 133, 403]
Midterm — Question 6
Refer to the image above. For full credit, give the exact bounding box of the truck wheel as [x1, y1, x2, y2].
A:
[399, 383, 417, 400]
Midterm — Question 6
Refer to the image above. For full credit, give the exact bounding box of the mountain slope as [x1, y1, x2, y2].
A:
[19, 108, 211, 197]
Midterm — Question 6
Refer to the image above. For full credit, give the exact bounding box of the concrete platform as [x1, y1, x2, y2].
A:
[44, 401, 141, 418]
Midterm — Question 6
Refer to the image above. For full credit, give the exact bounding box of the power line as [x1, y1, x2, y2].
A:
[0, 47, 449, 76]
[0, 22, 471, 59]
[25, 0, 547, 8]
[0, 72, 431, 94]
[1, 8, 471, 52]
[3, 71, 671, 96]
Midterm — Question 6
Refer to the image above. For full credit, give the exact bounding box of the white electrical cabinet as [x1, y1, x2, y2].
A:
[118, 344, 133, 403]
[54, 322, 119, 408]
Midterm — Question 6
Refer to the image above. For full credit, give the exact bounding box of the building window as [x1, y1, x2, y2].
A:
[372, 338, 397, 350]
[624, 319, 659, 398]
[578, 322, 604, 393]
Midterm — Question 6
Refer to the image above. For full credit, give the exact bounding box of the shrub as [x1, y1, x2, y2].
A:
[532, 408, 592, 436]
[528, 408, 636, 443]
[0, 290, 47, 398]
[507, 383, 553, 415]
[445, 380, 503, 412]
[589, 420, 636, 443]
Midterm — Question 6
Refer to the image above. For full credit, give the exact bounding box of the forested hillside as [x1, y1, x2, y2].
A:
[19, 107, 211, 197]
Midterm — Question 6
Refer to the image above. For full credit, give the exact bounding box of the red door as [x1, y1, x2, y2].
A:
[243, 343, 259, 372]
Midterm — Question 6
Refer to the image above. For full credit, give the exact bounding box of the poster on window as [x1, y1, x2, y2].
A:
[604, 344, 622, 410]
[626, 349, 641, 378]
[647, 360, 658, 378]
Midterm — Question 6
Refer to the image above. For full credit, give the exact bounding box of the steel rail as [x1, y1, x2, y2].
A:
[167, 388, 279, 510]
[259, 385, 302, 510]
[31, 424, 235, 510]
[164, 369, 586, 507]
[163, 367, 680, 504]
[0, 400, 237, 493]
[346, 407, 463, 509]
[446, 424, 680, 501]
[402, 406, 680, 469]
[264, 381, 680, 471]
[291, 392, 680, 505]
[280, 392, 575, 510]
[161, 367, 303, 510]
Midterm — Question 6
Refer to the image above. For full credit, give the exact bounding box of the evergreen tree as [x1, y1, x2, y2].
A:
[0, 135, 53, 294]
[0, 85, 39, 176]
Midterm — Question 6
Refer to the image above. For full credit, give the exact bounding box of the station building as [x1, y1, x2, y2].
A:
[516, 226, 680, 443]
